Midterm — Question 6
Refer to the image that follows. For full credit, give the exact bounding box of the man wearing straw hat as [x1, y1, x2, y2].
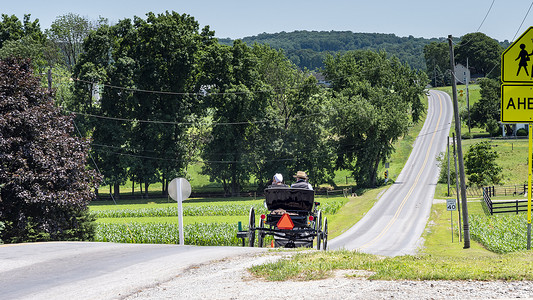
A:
[291, 171, 313, 190]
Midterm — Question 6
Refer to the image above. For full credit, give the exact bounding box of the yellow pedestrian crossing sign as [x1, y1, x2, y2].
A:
[501, 84, 533, 122]
[501, 27, 533, 123]
[502, 27, 533, 83]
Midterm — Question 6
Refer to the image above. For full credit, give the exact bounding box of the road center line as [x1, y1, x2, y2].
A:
[358, 91, 444, 250]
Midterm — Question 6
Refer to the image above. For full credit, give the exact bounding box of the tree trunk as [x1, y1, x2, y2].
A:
[144, 182, 149, 199]
[162, 177, 167, 196]
[114, 182, 120, 200]
[231, 162, 240, 197]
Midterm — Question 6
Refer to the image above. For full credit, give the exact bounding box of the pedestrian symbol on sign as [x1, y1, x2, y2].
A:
[516, 43, 530, 77]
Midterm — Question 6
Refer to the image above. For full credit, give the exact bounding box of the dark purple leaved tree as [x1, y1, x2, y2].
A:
[0, 58, 100, 243]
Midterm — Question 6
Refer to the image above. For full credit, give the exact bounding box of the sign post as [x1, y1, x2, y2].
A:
[168, 177, 191, 246]
[527, 123, 533, 250]
[501, 27, 533, 249]
[447, 199, 457, 242]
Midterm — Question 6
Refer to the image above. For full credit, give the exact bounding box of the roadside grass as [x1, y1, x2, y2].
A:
[434, 137, 529, 199]
[249, 89, 533, 282]
[250, 200, 533, 281]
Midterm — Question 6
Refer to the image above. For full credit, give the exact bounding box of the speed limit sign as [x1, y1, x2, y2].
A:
[446, 199, 457, 211]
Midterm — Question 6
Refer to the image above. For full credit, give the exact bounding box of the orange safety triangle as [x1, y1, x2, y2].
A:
[277, 213, 294, 230]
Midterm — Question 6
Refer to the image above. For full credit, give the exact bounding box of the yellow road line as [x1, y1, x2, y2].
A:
[358, 91, 444, 250]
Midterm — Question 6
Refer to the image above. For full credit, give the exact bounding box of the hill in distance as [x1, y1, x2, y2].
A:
[219, 30, 511, 71]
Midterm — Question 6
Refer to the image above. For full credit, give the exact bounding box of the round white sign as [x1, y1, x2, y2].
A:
[168, 178, 191, 201]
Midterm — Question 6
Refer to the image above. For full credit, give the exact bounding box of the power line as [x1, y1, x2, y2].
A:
[476, 0, 495, 32]
[63, 107, 330, 126]
[73, 77, 319, 97]
[512, 1, 533, 41]
[449, 0, 496, 46]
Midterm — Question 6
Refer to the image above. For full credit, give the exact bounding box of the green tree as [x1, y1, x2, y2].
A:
[466, 78, 501, 135]
[0, 58, 100, 243]
[47, 13, 99, 70]
[464, 141, 502, 187]
[201, 40, 269, 195]
[455, 32, 503, 79]
[73, 12, 214, 197]
[0, 14, 44, 48]
[423, 41, 450, 86]
[324, 50, 427, 187]
[249, 44, 334, 188]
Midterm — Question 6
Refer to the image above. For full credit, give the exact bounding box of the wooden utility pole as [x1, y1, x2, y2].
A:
[448, 35, 470, 248]
[453, 133, 462, 242]
[447, 136, 450, 196]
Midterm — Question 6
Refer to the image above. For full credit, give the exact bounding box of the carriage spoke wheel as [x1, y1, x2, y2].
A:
[248, 207, 256, 247]
[258, 218, 265, 248]
[315, 210, 322, 250]
[322, 217, 328, 251]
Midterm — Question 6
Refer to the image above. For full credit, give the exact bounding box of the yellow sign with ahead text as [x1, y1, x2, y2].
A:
[501, 84, 533, 123]
[502, 27, 533, 83]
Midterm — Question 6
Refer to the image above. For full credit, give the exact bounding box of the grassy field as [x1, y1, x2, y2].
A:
[249, 199, 533, 281]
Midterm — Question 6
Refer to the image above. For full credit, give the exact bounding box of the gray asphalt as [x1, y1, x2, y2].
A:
[328, 90, 453, 256]
[0, 241, 264, 299]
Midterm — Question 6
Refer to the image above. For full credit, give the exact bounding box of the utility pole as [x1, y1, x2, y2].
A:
[466, 58, 471, 135]
[447, 136, 450, 196]
[453, 133, 462, 242]
[448, 35, 470, 248]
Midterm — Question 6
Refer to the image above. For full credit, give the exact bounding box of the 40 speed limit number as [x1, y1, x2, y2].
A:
[446, 199, 457, 211]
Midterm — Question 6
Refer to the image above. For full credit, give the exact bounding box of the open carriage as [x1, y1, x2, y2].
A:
[238, 187, 328, 250]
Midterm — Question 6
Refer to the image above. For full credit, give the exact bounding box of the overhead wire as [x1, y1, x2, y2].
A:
[512, 1, 533, 41]
[476, 0, 495, 32]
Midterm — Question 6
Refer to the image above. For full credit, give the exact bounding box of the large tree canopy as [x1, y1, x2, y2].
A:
[0, 58, 100, 243]
[423, 41, 450, 86]
[455, 32, 503, 78]
[324, 50, 427, 187]
[73, 11, 217, 197]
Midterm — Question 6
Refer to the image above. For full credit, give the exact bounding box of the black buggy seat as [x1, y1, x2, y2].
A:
[264, 187, 315, 212]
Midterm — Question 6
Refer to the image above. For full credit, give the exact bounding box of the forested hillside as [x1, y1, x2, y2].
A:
[219, 31, 443, 70]
[220, 31, 511, 71]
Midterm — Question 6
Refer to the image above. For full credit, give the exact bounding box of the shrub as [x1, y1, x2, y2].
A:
[517, 128, 528, 136]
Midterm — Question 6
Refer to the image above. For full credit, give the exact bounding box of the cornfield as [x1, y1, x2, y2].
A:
[470, 214, 528, 254]
[91, 199, 346, 219]
[95, 222, 244, 246]
[93, 198, 346, 246]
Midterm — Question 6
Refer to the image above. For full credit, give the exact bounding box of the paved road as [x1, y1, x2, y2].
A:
[329, 90, 453, 256]
[0, 241, 264, 299]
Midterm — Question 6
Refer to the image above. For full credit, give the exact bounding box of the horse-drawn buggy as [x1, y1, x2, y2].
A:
[238, 186, 328, 250]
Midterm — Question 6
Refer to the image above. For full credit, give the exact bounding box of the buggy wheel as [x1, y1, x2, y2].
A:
[258, 218, 265, 248]
[315, 210, 322, 250]
[322, 217, 328, 251]
[248, 207, 256, 247]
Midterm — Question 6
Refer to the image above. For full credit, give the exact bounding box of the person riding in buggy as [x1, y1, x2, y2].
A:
[238, 171, 328, 250]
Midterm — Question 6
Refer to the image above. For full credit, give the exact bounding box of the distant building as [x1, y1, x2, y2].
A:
[454, 63, 470, 84]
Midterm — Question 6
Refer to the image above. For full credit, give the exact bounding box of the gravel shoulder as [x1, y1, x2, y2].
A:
[124, 251, 533, 300]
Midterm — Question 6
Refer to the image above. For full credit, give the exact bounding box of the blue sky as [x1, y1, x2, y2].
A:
[3, 0, 532, 42]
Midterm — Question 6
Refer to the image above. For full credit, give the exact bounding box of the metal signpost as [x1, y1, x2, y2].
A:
[168, 177, 192, 246]
[447, 199, 457, 242]
[501, 27, 533, 249]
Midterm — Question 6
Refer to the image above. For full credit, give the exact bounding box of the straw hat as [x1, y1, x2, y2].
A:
[293, 171, 308, 179]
